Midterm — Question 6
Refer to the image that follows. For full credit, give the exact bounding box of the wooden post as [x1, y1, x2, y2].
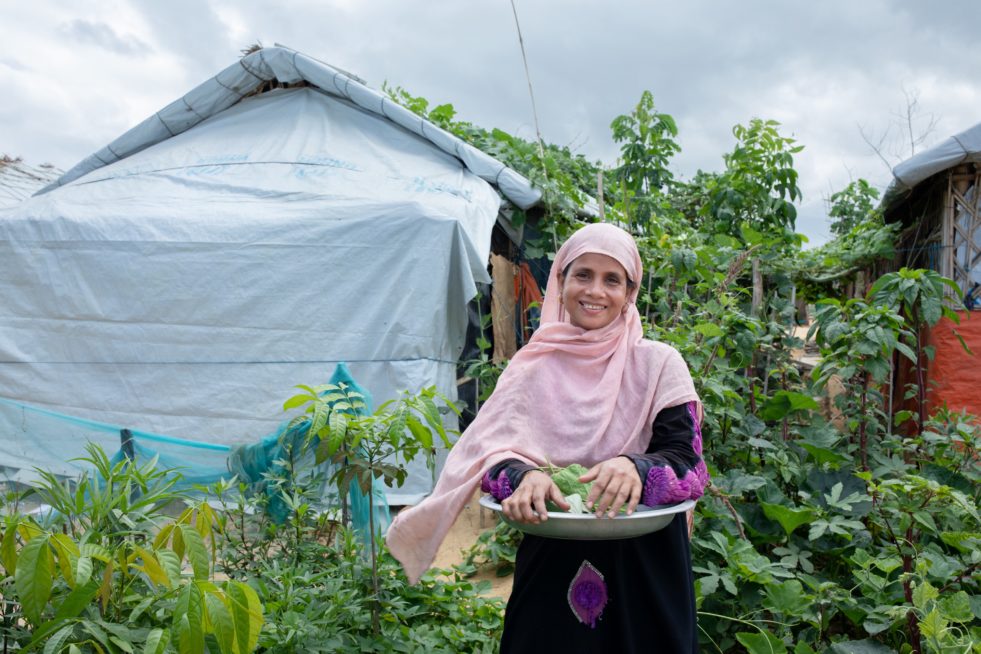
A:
[751, 259, 763, 317]
[943, 171, 955, 290]
[597, 170, 605, 220]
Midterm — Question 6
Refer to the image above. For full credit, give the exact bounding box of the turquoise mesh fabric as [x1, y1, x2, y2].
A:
[0, 363, 390, 540]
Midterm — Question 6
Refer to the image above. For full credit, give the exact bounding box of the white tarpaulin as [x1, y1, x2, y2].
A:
[884, 121, 981, 208]
[0, 80, 514, 503]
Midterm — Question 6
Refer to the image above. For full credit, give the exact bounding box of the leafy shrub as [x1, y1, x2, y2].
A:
[0, 444, 263, 653]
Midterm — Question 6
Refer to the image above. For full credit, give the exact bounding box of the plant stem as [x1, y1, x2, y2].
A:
[901, 524, 922, 654]
[367, 473, 381, 635]
[914, 311, 926, 436]
[859, 373, 869, 471]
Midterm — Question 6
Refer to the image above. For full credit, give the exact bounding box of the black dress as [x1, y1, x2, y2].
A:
[483, 402, 705, 653]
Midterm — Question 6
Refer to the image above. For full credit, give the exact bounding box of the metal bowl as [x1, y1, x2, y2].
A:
[478, 495, 695, 540]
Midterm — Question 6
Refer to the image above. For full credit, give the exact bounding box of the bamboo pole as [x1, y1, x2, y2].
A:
[597, 170, 605, 220]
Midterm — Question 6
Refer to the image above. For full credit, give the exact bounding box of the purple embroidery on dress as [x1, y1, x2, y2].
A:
[642, 462, 711, 505]
[687, 401, 704, 455]
[480, 470, 513, 501]
[567, 560, 607, 628]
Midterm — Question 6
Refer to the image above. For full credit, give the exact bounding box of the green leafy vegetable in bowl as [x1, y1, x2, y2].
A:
[546, 463, 593, 514]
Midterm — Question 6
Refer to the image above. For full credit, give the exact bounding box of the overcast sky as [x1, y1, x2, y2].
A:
[3, 0, 980, 246]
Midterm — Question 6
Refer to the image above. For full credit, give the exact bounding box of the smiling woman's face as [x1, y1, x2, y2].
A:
[558, 252, 630, 330]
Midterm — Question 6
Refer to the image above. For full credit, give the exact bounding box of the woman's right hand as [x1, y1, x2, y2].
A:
[501, 470, 570, 524]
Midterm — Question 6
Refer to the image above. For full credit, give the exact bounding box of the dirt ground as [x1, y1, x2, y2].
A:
[428, 491, 514, 601]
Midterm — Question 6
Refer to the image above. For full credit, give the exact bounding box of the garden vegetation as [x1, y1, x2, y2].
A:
[0, 88, 977, 653]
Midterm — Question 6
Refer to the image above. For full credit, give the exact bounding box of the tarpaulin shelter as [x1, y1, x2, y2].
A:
[0, 156, 61, 209]
[882, 121, 981, 419]
[0, 45, 540, 503]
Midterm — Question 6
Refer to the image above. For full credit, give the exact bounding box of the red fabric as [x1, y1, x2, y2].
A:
[926, 312, 981, 420]
[514, 262, 544, 343]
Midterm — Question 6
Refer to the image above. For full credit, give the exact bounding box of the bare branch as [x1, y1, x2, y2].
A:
[858, 122, 895, 174]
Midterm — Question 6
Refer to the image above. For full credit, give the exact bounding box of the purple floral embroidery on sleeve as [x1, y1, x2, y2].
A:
[642, 402, 710, 506]
[568, 560, 608, 628]
[481, 469, 514, 501]
[642, 462, 709, 506]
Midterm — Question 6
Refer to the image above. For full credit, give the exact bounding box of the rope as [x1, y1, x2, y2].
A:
[508, 0, 558, 249]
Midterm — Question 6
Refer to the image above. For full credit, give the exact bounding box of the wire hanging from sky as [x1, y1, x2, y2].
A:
[509, 0, 546, 165]
[508, 0, 558, 249]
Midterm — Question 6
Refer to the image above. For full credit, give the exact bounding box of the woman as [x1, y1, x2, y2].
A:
[387, 223, 707, 652]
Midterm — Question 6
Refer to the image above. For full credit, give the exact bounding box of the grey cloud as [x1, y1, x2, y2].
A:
[60, 19, 152, 56]
[0, 58, 29, 72]
[10, 0, 980, 248]
[128, 0, 233, 82]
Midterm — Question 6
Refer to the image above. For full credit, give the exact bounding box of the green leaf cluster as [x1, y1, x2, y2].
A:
[0, 444, 264, 653]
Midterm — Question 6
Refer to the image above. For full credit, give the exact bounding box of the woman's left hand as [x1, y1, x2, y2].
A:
[579, 456, 642, 518]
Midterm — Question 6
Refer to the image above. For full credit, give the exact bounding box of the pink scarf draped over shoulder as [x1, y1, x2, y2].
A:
[386, 223, 699, 583]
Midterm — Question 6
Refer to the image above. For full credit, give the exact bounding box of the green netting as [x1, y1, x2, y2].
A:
[227, 362, 391, 538]
[0, 363, 390, 540]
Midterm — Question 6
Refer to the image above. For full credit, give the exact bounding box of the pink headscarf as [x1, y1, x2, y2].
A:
[386, 223, 699, 583]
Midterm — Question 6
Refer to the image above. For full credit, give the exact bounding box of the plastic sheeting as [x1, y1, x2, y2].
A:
[883, 121, 981, 210]
[925, 312, 981, 420]
[38, 46, 541, 212]
[0, 84, 504, 503]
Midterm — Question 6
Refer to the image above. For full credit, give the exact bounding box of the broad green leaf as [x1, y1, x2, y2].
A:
[49, 534, 78, 589]
[204, 592, 235, 654]
[143, 628, 170, 654]
[227, 582, 263, 654]
[1, 525, 18, 575]
[762, 579, 811, 616]
[175, 583, 204, 654]
[109, 636, 135, 654]
[99, 560, 113, 614]
[153, 524, 175, 552]
[760, 391, 819, 421]
[134, 547, 172, 589]
[43, 624, 74, 654]
[761, 503, 818, 536]
[77, 619, 111, 654]
[52, 579, 100, 623]
[405, 415, 432, 449]
[939, 591, 973, 623]
[917, 607, 947, 640]
[912, 580, 938, 608]
[799, 443, 848, 466]
[735, 629, 787, 654]
[156, 549, 181, 583]
[327, 409, 348, 443]
[939, 530, 980, 554]
[871, 556, 902, 574]
[419, 394, 447, 442]
[74, 556, 93, 587]
[862, 611, 895, 635]
[178, 525, 209, 580]
[747, 437, 776, 450]
[281, 394, 311, 411]
[15, 534, 53, 625]
[310, 403, 328, 437]
[694, 322, 724, 339]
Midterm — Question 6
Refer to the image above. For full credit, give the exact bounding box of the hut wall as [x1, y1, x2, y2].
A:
[947, 166, 981, 296]
[924, 311, 981, 421]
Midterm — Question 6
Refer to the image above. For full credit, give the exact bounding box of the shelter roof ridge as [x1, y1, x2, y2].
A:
[38, 45, 542, 210]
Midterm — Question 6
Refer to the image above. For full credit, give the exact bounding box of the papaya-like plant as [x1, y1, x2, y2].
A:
[0, 444, 263, 654]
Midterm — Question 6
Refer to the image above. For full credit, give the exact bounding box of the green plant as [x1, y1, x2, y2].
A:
[828, 179, 881, 237]
[282, 382, 457, 634]
[1, 444, 263, 653]
[455, 520, 523, 579]
[869, 268, 966, 433]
